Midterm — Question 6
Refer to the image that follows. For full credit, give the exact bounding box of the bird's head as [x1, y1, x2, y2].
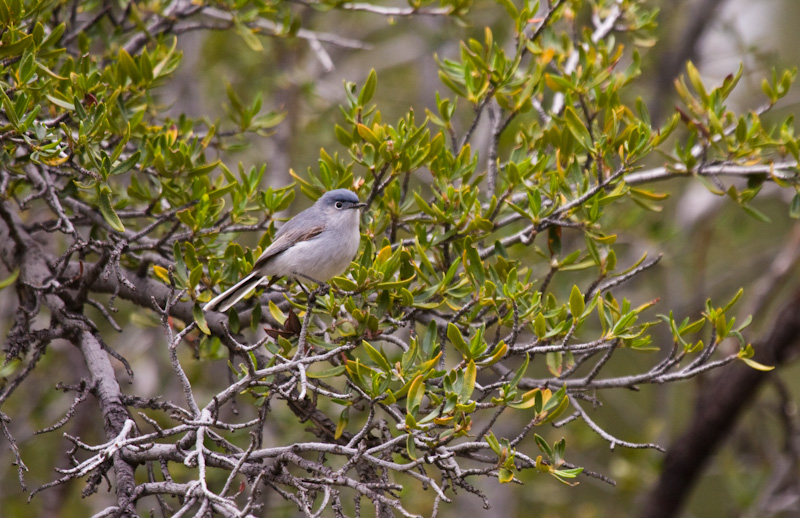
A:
[317, 189, 366, 216]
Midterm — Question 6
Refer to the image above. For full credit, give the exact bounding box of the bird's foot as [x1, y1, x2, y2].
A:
[292, 272, 329, 298]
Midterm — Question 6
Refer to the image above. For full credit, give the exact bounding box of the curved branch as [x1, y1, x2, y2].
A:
[625, 161, 798, 185]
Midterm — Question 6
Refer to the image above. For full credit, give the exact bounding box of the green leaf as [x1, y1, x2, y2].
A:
[359, 69, 377, 105]
[111, 151, 140, 176]
[461, 360, 476, 401]
[0, 268, 19, 289]
[541, 384, 567, 414]
[741, 204, 771, 223]
[534, 313, 546, 339]
[564, 106, 593, 150]
[546, 352, 562, 376]
[508, 388, 542, 410]
[509, 353, 529, 389]
[534, 434, 553, 457]
[188, 160, 220, 177]
[356, 123, 381, 147]
[335, 407, 349, 439]
[495, 0, 518, 19]
[0, 34, 32, 59]
[363, 341, 392, 373]
[193, 303, 211, 335]
[464, 242, 485, 287]
[485, 432, 501, 454]
[118, 48, 142, 83]
[789, 192, 800, 219]
[98, 190, 125, 232]
[740, 357, 774, 371]
[40, 22, 66, 49]
[407, 374, 425, 415]
[406, 432, 417, 459]
[234, 19, 263, 51]
[498, 468, 514, 484]
[447, 323, 470, 359]
[307, 365, 346, 379]
[45, 94, 74, 111]
[721, 288, 744, 313]
[685, 61, 708, 101]
[569, 285, 584, 318]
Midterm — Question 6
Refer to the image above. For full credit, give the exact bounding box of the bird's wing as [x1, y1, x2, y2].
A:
[252, 225, 324, 270]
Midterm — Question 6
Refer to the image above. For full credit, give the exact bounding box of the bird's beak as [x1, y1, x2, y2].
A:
[352, 203, 367, 210]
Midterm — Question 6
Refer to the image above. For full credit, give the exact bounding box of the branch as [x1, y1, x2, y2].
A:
[571, 399, 664, 451]
[0, 200, 136, 512]
[638, 288, 800, 518]
[338, 2, 451, 16]
[625, 161, 798, 185]
[202, 7, 371, 50]
[550, 0, 623, 117]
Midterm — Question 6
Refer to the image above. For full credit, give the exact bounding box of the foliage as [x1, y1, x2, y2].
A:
[0, 0, 797, 516]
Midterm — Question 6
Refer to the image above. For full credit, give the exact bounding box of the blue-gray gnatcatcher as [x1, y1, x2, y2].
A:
[203, 189, 365, 312]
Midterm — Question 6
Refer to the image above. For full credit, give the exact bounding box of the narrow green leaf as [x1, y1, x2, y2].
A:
[447, 323, 470, 359]
[0, 268, 19, 289]
[740, 357, 774, 371]
[0, 34, 32, 59]
[111, 151, 140, 176]
[508, 388, 541, 409]
[461, 360, 476, 401]
[359, 69, 377, 105]
[193, 303, 211, 335]
[741, 204, 771, 223]
[564, 106, 593, 150]
[510, 353, 529, 389]
[98, 190, 125, 232]
[534, 313, 546, 339]
[356, 123, 380, 147]
[569, 285, 585, 318]
[546, 352, 562, 376]
[363, 341, 392, 373]
[118, 48, 142, 83]
[45, 94, 74, 111]
[789, 192, 800, 219]
[335, 407, 349, 439]
[307, 365, 346, 379]
[407, 374, 425, 415]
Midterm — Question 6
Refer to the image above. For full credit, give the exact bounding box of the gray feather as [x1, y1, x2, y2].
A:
[204, 189, 363, 313]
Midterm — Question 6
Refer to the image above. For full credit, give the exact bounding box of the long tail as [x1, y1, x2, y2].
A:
[203, 272, 265, 313]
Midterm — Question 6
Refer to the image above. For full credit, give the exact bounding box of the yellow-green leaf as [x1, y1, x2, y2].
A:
[0, 268, 19, 289]
[335, 407, 349, 440]
[569, 285, 584, 318]
[508, 388, 541, 410]
[356, 123, 380, 147]
[308, 365, 346, 379]
[98, 190, 125, 232]
[153, 265, 170, 283]
[268, 300, 287, 325]
[461, 360, 476, 401]
[363, 341, 392, 373]
[498, 468, 514, 483]
[0, 34, 32, 59]
[193, 303, 210, 335]
[739, 357, 774, 371]
[564, 106, 593, 150]
[407, 374, 425, 415]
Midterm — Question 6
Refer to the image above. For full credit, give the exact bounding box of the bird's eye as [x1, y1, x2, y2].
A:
[335, 201, 344, 209]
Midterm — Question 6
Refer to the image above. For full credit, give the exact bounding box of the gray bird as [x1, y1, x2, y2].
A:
[203, 189, 365, 312]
